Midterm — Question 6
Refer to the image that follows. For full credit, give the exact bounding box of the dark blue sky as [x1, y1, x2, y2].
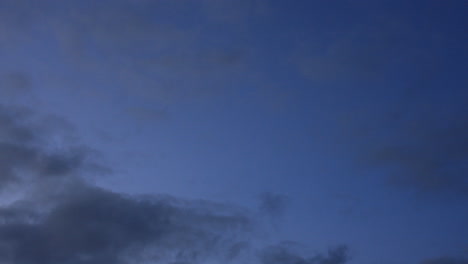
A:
[0, 1, 467, 263]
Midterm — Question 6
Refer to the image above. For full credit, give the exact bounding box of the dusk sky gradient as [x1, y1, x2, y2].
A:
[0, 1, 467, 263]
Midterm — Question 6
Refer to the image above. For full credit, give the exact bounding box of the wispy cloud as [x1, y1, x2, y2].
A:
[364, 110, 468, 197]
[0, 0, 257, 107]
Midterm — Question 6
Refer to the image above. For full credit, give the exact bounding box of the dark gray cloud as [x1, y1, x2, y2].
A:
[260, 243, 350, 264]
[0, 104, 251, 263]
[0, 104, 351, 263]
[420, 256, 468, 264]
[0, 183, 252, 264]
[0, 105, 36, 143]
[0, 105, 106, 189]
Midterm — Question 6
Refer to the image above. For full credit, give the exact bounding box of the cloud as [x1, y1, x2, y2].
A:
[0, 105, 106, 189]
[315, 10, 468, 198]
[0, 0, 254, 106]
[367, 113, 468, 197]
[258, 192, 289, 218]
[260, 243, 350, 264]
[0, 103, 351, 263]
[0, 72, 32, 97]
[0, 104, 252, 263]
[293, 1, 466, 89]
[0, 183, 252, 264]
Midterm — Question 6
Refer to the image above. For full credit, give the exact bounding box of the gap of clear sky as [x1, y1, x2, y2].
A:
[0, 1, 467, 263]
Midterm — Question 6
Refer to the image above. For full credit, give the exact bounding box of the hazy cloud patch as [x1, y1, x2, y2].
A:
[258, 192, 289, 219]
[0, 0, 255, 107]
[0, 72, 32, 98]
[366, 113, 468, 197]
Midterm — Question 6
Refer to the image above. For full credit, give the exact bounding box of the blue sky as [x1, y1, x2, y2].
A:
[0, 1, 467, 263]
